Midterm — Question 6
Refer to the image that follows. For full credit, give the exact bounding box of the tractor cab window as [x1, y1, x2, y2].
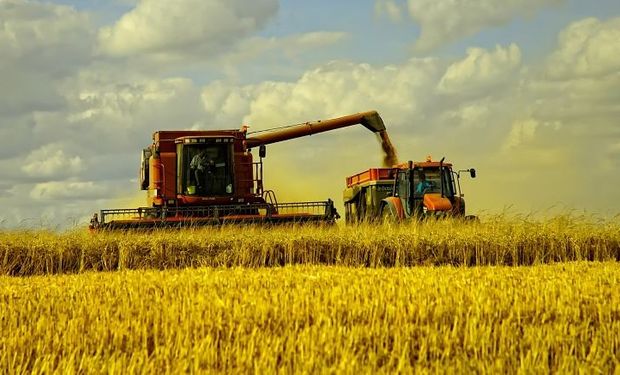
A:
[178, 142, 233, 196]
[414, 168, 454, 197]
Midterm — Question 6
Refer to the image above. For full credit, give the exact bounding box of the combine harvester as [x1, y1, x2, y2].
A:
[90, 111, 387, 229]
[343, 157, 477, 223]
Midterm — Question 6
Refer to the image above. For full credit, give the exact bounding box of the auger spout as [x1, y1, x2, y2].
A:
[245, 110, 385, 148]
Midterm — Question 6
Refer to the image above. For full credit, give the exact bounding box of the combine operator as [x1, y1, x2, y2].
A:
[189, 147, 227, 195]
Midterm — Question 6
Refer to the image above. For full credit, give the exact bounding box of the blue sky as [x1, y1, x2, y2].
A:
[1, 0, 619, 228]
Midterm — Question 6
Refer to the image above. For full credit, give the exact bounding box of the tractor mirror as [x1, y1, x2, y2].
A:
[259, 144, 266, 158]
[470, 168, 476, 178]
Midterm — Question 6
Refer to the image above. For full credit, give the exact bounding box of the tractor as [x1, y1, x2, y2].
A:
[343, 156, 477, 223]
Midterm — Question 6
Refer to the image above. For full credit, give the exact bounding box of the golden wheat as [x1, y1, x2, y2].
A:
[1, 216, 618, 276]
[0, 263, 618, 373]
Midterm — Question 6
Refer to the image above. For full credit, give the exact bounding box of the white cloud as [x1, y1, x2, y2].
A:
[67, 77, 195, 123]
[200, 81, 254, 126]
[236, 58, 444, 129]
[406, 0, 564, 51]
[375, 0, 404, 23]
[438, 43, 522, 96]
[22, 144, 83, 177]
[502, 118, 561, 150]
[287, 32, 348, 49]
[442, 102, 491, 129]
[217, 31, 349, 70]
[98, 0, 278, 57]
[0, 0, 93, 66]
[29, 180, 107, 201]
[54, 72, 207, 156]
[546, 17, 620, 79]
[0, 0, 93, 116]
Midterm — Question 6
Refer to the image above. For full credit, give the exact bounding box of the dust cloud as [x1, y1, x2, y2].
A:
[108, 191, 148, 209]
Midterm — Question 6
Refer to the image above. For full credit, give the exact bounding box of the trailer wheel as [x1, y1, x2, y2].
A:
[358, 189, 366, 222]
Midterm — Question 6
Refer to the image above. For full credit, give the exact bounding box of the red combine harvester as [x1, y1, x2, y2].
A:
[343, 157, 477, 223]
[90, 111, 386, 229]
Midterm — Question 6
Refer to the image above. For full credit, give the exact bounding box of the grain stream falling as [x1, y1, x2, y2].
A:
[378, 130, 399, 167]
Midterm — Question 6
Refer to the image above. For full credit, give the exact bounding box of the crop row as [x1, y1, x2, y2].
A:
[1, 216, 619, 276]
[1, 263, 618, 373]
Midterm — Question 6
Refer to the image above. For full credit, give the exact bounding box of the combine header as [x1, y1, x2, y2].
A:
[90, 111, 386, 229]
[343, 156, 477, 223]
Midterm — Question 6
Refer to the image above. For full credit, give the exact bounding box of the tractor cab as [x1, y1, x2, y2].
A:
[393, 161, 456, 217]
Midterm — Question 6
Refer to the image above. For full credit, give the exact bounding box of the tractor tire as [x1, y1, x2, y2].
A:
[381, 205, 397, 224]
[464, 215, 480, 223]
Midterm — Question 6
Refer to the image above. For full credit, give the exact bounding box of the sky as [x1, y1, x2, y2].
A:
[1, 0, 619, 229]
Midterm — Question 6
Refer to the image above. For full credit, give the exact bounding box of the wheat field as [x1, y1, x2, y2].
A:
[1, 216, 619, 373]
[1, 216, 619, 276]
[1, 263, 618, 373]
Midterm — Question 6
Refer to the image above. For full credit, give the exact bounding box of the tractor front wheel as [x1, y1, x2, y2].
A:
[381, 205, 397, 224]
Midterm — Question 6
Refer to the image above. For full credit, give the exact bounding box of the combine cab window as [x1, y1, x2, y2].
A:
[178, 143, 233, 196]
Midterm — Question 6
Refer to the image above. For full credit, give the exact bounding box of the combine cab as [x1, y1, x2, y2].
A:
[343, 157, 477, 223]
[90, 111, 386, 229]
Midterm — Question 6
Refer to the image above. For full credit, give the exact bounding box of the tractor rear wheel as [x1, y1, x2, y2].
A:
[464, 215, 480, 222]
